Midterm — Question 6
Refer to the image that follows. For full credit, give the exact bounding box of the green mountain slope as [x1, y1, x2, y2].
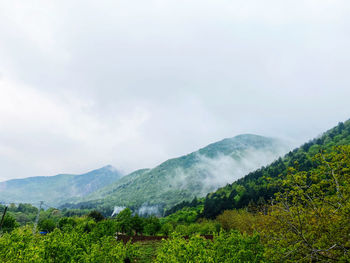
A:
[65, 134, 290, 214]
[179, 120, 350, 219]
[0, 165, 123, 207]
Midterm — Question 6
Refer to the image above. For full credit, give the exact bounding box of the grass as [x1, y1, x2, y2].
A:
[132, 240, 162, 263]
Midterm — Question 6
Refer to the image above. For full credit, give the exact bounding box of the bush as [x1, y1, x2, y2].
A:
[143, 216, 161, 235]
[87, 210, 105, 222]
[0, 224, 136, 262]
[155, 230, 266, 263]
[38, 218, 56, 232]
[58, 217, 77, 231]
[0, 214, 19, 233]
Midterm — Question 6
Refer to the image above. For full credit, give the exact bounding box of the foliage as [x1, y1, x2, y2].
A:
[262, 146, 350, 262]
[0, 203, 96, 231]
[212, 231, 266, 263]
[1, 121, 349, 262]
[164, 197, 202, 216]
[87, 210, 105, 222]
[89, 219, 117, 241]
[82, 236, 136, 263]
[0, 203, 38, 227]
[160, 222, 173, 235]
[165, 205, 202, 224]
[217, 209, 265, 235]
[143, 216, 161, 236]
[0, 222, 136, 262]
[199, 120, 350, 219]
[170, 220, 220, 236]
[61, 208, 92, 217]
[115, 208, 133, 235]
[132, 241, 161, 263]
[0, 213, 19, 233]
[67, 135, 285, 212]
[58, 217, 77, 230]
[38, 218, 56, 233]
[155, 231, 266, 262]
[131, 214, 144, 235]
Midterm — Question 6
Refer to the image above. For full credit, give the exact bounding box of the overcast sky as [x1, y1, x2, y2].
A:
[0, 0, 349, 181]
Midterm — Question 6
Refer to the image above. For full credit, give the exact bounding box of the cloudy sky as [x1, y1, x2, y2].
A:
[0, 0, 349, 180]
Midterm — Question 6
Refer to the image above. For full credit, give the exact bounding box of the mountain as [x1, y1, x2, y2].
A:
[0, 165, 123, 207]
[64, 134, 290, 214]
[171, 120, 350, 219]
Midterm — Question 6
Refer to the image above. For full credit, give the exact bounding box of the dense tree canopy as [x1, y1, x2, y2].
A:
[262, 146, 350, 262]
[179, 120, 350, 219]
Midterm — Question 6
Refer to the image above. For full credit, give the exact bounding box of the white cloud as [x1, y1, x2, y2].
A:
[0, 0, 349, 180]
[0, 77, 152, 179]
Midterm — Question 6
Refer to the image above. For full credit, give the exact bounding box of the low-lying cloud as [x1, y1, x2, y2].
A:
[137, 204, 162, 217]
[171, 146, 290, 196]
[111, 206, 126, 217]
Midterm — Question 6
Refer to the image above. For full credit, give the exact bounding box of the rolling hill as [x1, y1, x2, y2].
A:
[0, 165, 123, 207]
[63, 134, 290, 214]
[167, 120, 350, 219]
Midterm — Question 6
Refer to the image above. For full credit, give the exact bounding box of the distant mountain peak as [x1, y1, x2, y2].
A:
[98, 165, 118, 171]
[231, 133, 270, 139]
[81, 165, 122, 176]
[0, 165, 123, 206]
[69, 133, 291, 212]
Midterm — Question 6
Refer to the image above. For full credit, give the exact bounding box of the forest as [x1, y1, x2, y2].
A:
[1, 0, 349, 261]
[0, 122, 349, 262]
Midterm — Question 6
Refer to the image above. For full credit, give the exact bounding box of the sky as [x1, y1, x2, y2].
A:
[0, 0, 349, 181]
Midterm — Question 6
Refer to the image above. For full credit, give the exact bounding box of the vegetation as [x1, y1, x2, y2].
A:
[0, 225, 137, 262]
[159, 120, 350, 262]
[261, 146, 350, 262]
[0, 214, 19, 233]
[66, 135, 287, 212]
[155, 231, 265, 263]
[0, 144, 349, 262]
[0, 120, 349, 262]
[199, 120, 350, 219]
[0, 165, 122, 207]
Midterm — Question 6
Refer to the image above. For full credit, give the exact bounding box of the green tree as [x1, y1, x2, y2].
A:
[263, 146, 350, 262]
[155, 231, 265, 262]
[0, 223, 137, 262]
[144, 216, 161, 235]
[58, 217, 78, 232]
[160, 222, 173, 235]
[87, 210, 105, 222]
[0, 214, 19, 233]
[131, 214, 144, 235]
[38, 218, 56, 232]
[115, 208, 133, 235]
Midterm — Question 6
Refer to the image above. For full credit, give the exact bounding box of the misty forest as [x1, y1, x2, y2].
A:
[1, 120, 350, 262]
[1, 1, 350, 263]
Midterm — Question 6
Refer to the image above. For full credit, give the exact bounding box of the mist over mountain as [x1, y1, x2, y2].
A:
[187, 119, 350, 220]
[0, 165, 123, 207]
[64, 134, 290, 213]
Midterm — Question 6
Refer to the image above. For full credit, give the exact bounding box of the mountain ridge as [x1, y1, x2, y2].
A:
[169, 119, 350, 219]
[0, 165, 123, 206]
[63, 134, 290, 214]
[0, 165, 117, 183]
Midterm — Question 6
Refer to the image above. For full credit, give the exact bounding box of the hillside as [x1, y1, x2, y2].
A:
[168, 120, 350, 219]
[64, 134, 290, 214]
[0, 165, 123, 207]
